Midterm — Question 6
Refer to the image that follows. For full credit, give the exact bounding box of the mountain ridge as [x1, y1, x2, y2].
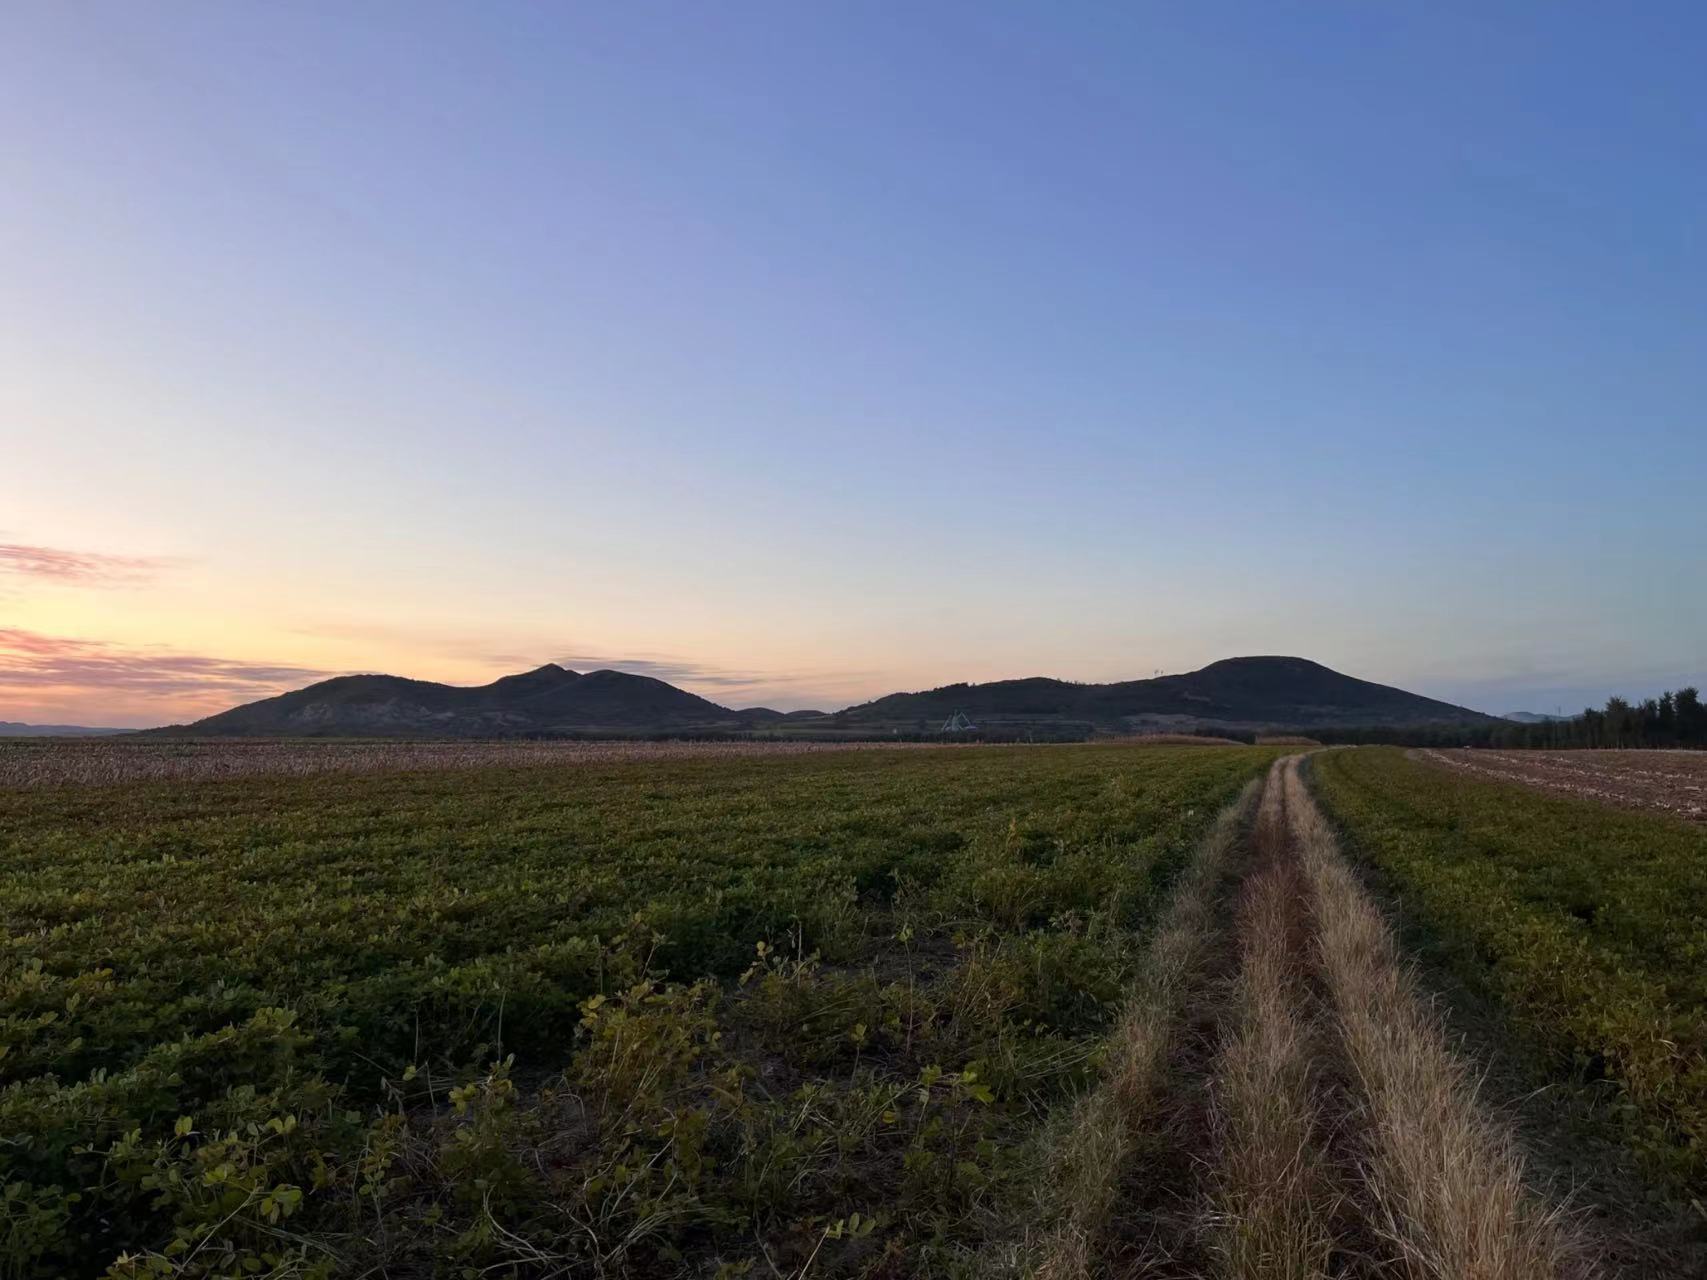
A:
[170, 664, 739, 737]
[154, 656, 1499, 738]
[839, 656, 1498, 733]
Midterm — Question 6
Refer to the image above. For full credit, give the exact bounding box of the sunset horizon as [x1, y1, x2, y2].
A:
[6, 5, 1702, 727]
[4, 529, 1700, 726]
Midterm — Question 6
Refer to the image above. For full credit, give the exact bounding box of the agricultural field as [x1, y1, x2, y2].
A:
[1, 741, 1277, 1278]
[6, 738, 1703, 1279]
[1313, 748, 1707, 1227]
[1418, 747, 1707, 823]
[0, 737, 953, 789]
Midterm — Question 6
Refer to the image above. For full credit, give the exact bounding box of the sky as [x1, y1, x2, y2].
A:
[3, 3, 1703, 727]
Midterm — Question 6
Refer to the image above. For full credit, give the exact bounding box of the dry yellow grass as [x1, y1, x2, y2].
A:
[1205, 760, 1336, 1280]
[1031, 776, 1262, 1280]
[1286, 758, 1595, 1280]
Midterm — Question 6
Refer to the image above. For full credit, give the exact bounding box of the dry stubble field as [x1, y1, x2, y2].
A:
[1418, 747, 1707, 823]
[2, 739, 1702, 1278]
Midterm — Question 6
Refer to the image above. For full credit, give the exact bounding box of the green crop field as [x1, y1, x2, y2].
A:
[12, 740, 1704, 1279]
[0, 743, 1279, 1279]
[1311, 746, 1707, 1192]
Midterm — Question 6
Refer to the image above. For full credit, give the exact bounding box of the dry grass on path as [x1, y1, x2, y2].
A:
[1288, 757, 1595, 1280]
[1204, 761, 1337, 1280]
[1028, 754, 1617, 1280]
[1032, 776, 1261, 1280]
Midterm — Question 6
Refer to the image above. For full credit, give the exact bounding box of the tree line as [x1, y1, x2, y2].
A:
[1314, 686, 1706, 749]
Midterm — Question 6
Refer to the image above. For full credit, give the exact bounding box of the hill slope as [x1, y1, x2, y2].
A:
[838, 657, 1498, 733]
[172, 664, 751, 737]
[163, 655, 1497, 738]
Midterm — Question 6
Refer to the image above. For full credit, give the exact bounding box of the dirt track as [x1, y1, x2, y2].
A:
[1058, 756, 1599, 1279]
[1417, 749, 1707, 823]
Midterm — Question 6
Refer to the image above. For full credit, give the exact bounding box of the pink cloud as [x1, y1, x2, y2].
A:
[0, 628, 330, 727]
[0, 543, 174, 587]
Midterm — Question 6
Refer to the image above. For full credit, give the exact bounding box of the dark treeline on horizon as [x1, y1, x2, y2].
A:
[1314, 686, 1707, 749]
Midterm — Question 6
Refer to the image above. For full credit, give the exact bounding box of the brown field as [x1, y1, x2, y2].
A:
[1127, 732, 1251, 746]
[1418, 748, 1707, 823]
[0, 735, 957, 789]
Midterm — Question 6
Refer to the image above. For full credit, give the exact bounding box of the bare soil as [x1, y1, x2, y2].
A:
[1417, 749, 1707, 823]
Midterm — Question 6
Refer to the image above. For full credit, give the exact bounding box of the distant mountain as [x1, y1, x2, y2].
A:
[1504, 711, 1569, 724]
[161, 664, 764, 737]
[0, 721, 131, 737]
[734, 708, 828, 722]
[838, 657, 1501, 734]
[160, 656, 1499, 738]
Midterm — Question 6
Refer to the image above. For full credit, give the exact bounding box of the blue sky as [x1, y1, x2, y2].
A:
[2, 3, 1703, 724]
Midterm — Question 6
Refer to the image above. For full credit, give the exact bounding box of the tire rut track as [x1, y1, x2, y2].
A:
[1044, 755, 1612, 1280]
[1033, 778, 1261, 1279]
[1198, 759, 1364, 1280]
[1096, 786, 1260, 1280]
[1285, 755, 1597, 1280]
[1095, 758, 1358, 1279]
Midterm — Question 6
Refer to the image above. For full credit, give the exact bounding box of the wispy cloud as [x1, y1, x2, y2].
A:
[554, 653, 877, 710]
[554, 654, 776, 690]
[0, 543, 175, 587]
[0, 629, 331, 723]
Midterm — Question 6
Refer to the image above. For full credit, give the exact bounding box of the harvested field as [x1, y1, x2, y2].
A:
[1418, 748, 1707, 823]
[0, 735, 956, 788]
[1123, 733, 1254, 746]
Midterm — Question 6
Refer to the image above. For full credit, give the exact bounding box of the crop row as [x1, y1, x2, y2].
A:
[0, 737, 948, 789]
[1309, 746, 1707, 1191]
[1, 743, 1278, 1276]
